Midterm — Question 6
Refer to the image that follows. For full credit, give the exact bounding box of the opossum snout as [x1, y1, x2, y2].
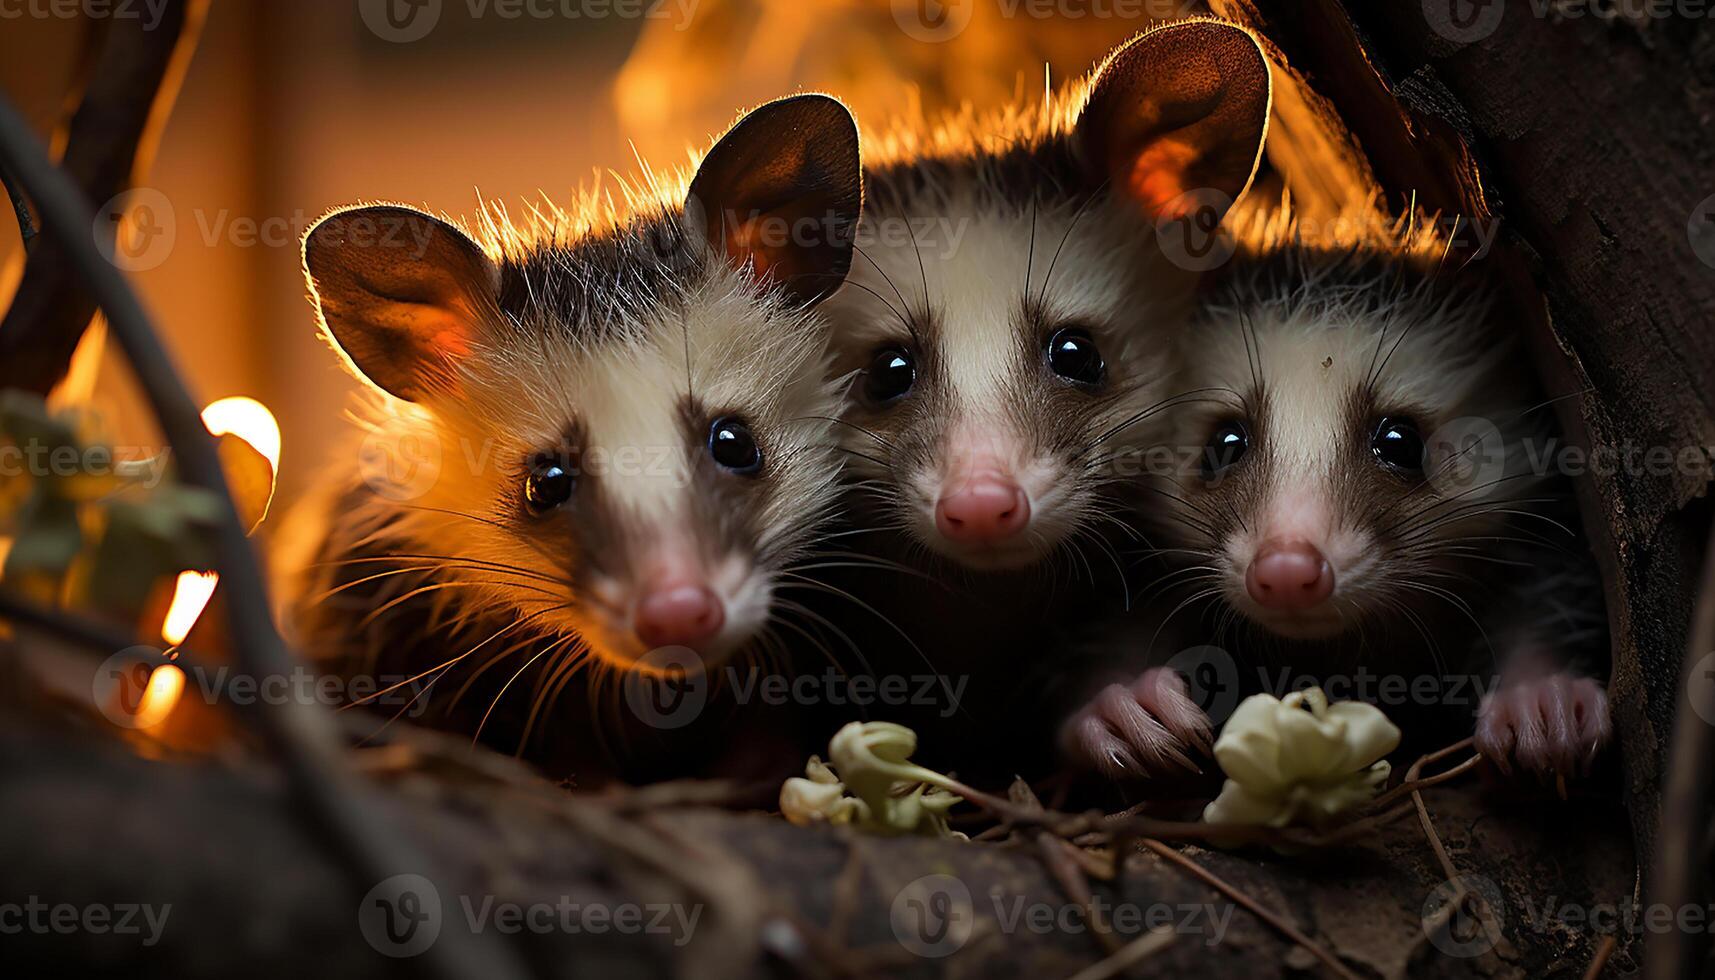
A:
[633, 581, 727, 650]
[1245, 539, 1335, 610]
[936, 472, 1031, 542]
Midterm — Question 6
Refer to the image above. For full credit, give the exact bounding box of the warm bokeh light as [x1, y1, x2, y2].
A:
[132, 663, 185, 731]
[201, 396, 283, 471]
[161, 570, 220, 648]
[129, 397, 283, 727]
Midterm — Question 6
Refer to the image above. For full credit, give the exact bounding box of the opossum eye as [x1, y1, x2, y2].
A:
[1372, 417, 1427, 474]
[1202, 421, 1249, 479]
[862, 347, 916, 405]
[524, 457, 576, 514]
[709, 417, 763, 475]
[1046, 328, 1105, 387]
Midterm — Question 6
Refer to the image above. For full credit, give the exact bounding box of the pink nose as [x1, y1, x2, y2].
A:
[634, 584, 725, 649]
[1245, 540, 1335, 609]
[935, 477, 1030, 542]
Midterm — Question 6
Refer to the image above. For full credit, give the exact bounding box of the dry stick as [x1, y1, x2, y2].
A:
[1137, 839, 1362, 980]
[1405, 739, 1505, 958]
[1036, 834, 1125, 957]
[1, 163, 33, 251]
[1583, 934, 1617, 980]
[0, 97, 530, 980]
[1062, 925, 1175, 980]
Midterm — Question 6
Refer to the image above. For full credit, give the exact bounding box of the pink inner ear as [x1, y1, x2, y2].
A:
[723, 217, 787, 284]
[1125, 140, 1199, 217]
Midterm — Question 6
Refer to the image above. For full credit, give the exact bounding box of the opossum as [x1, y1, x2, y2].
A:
[823, 19, 1272, 575]
[1060, 227, 1612, 785]
[278, 95, 864, 778]
[802, 20, 1273, 779]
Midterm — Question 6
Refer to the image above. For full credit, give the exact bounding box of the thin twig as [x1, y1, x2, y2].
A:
[1062, 925, 1174, 980]
[1, 162, 33, 251]
[1406, 739, 1506, 961]
[1583, 934, 1617, 980]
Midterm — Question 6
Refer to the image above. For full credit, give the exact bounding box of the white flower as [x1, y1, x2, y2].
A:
[1203, 688, 1400, 837]
[779, 723, 964, 838]
[780, 756, 865, 827]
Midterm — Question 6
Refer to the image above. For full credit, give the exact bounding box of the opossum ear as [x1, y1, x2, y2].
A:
[686, 93, 863, 307]
[304, 205, 500, 402]
[1073, 20, 1271, 222]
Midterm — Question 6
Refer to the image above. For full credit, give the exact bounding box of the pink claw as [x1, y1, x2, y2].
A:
[1476, 671, 1610, 783]
[1061, 667, 1213, 781]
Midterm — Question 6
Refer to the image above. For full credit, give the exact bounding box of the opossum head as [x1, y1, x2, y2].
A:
[1167, 243, 1553, 642]
[303, 95, 862, 671]
[825, 20, 1271, 572]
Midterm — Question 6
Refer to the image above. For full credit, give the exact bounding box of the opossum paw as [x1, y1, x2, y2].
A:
[1060, 668, 1213, 781]
[1476, 672, 1611, 785]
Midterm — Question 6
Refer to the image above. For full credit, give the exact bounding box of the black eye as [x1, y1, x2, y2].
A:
[1046, 328, 1105, 387]
[1202, 421, 1249, 479]
[1372, 416, 1427, 474]
[524, 457, 575, 514]
[709, 416, 763, 474]
[863, 347, 916, 405]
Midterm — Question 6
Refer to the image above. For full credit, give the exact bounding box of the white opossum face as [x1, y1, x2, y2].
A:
[304, 95, 861, 671]
[360, 276, 844, 670]
[824, 21, 1272, 572]
[1167, 247, 1551, 641]
[830, 187, 1193, 572]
